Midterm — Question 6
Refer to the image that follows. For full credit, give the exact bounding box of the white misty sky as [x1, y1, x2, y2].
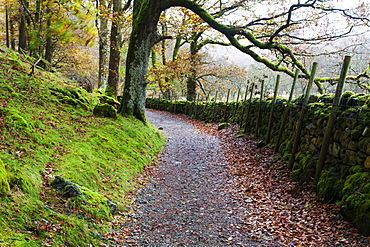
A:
[204, 0, 369, 68]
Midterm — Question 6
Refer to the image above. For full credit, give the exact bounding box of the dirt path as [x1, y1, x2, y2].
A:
[122, 110, 269, 246]
[120, 109, 368, 247]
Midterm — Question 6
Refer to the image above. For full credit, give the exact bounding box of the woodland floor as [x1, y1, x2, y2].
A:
[115, 109, 369, 247]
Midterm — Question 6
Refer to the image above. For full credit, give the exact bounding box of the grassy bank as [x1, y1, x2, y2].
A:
[0, 47, 164, 246]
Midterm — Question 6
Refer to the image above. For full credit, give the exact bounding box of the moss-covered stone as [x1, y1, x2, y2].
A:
[59, 96, 78, 107]
[67, 88, 89, 104]
[341, 171, 370, 235]
[317, 170, 343, 202]
[217, 122, 230, 130]
[97, 94, 120, 109]
[51, 176, 117, 220]
[0, 159, 10, 195]
[351, 125, 364, 140]
[93, 103, 117, 119]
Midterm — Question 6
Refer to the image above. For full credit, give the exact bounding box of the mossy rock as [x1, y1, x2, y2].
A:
[318, 93, 335, 103]
[59, 96, 78, 106]
[50, 176, 81, 199]
[49, 86, 67, 95]
[93, 103, 117, 119]
[341, 171, 370, 235]
[342, 91, 355, 98]
[67, 88, 89, 104]
[217, 122, 230, 130]
[317, 170, 343, 202]
[97, 94, 120, 109]
[0, 159, 10, 195]
[51, 176, 117, 220]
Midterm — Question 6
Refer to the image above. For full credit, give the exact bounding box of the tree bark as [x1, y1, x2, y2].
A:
[97, 0, 110, 90]
[5, 5, 10, 48]
[18, 2, 28, 53]
[106, 0, 122, 98]
[186, 33, 200, 101]
[10, 14, 16, 50]
[119, 0, 163, 121]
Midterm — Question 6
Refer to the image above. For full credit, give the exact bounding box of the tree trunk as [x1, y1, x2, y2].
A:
[186, 71, 197, 101]
[43, 7, 52, 69]
[97, 0, 110, 90]
[5, 5, 10, 48]
[106, 0, 122, 98]
[10, 14, 16, 50]
[186, 34, 199, 101]
[119, 0, 163, 121]
[18, 2, 28, 53]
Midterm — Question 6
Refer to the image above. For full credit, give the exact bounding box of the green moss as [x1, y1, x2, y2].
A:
[0, 108, 33, 132]
[97, 94, 120, 108]
[67, 88, 89, 104]
[0, 49, 165, 245]
[0, 159, 10, 195]
[318, 93, 335, 102]
[279, 139, 292, 154]
[317, 170, 343, 202]
[350, 125, 363, 140]
[218, 122, 230, 130]
[349, 165, 363, 174]
[341, 171, 370, 235]
[342, 91, 355, 98]
[66, 185, 114, 221]
[292, 167, 302, 181]
[93, 103, 117, 119]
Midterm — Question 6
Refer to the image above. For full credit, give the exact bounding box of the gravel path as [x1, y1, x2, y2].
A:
[122, 110, 272, 246]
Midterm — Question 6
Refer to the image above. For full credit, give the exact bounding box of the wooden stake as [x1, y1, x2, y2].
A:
[223, 89, 231, 122]
[255, 80, 265, 137]
[232, 88, 241, 122]
[239, 86, 249, 127]
[314, 56, 351, 184]
[211, 91, 219, 121]
[275, 69, 299, 153]
[266, 75, 280, 142]
[244, 84, 255, 132]
[289, 62, 318, 169]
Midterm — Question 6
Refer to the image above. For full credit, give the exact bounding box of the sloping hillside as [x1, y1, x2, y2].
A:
[0, 47, 164, 246]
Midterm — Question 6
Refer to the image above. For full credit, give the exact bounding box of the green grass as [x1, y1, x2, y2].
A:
[0, 47, 165, 246]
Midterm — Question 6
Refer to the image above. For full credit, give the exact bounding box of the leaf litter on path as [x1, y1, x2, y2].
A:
[108, 109, 369, 246]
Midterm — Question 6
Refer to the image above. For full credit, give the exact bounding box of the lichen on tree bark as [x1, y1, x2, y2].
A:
[119, 0, 163, 122]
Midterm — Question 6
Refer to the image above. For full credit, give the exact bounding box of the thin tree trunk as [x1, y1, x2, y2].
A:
[10, 14, 16, 50]
[106, 0, 122, 98]
[5, 5, 10, 48]
[97, 0, 110, 90]
[18, 2, 28, 53]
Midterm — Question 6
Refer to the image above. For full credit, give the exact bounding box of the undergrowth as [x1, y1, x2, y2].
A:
[0, 47, 164, 246]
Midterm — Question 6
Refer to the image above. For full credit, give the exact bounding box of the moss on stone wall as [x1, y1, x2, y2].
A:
[340, 168, 370, 235]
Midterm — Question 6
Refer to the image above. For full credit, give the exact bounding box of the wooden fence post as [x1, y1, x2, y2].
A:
[255, 80, 265, 137]
[289, 62, 318, 169]
[156, 94, 161, 109]
[212, 91, 219, 121]
[239, 86, 249, 127]
[314, 56, 351, 184]
[266, 75, 281, 142]
[193, 94, 199, 118]
[275, 69, 299, 153]
[244, 84, 255, 132]
[223, 89, 231, 122]
[232, 88, 241, 122]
